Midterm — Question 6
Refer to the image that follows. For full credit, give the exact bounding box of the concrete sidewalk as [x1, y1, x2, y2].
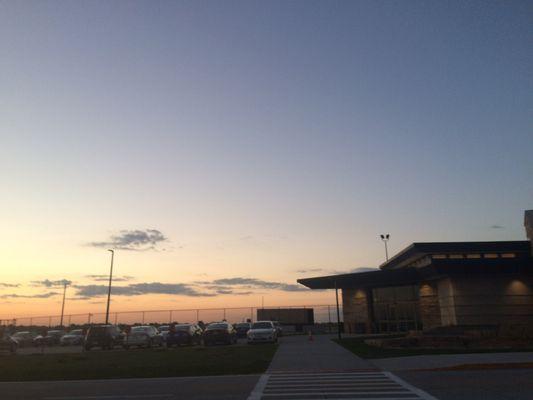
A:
[268, 334, 373, 372]
[370, 351, 533, 371]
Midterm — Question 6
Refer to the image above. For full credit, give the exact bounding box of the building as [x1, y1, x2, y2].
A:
[257, 308, 314, 328]
[298, 211, 533, 334]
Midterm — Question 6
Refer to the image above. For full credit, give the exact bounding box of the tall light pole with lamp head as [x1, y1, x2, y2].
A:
[380, 234, 390, 261]
[105, 249, 115, 325]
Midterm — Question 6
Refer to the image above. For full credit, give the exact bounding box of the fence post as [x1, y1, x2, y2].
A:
[223, 308, 226, 320]
[48, 316, 52, 328]
[142, 311, 145, 324]
[196, 309, 199, 322]
[169, 310, 172, 323]
[250, 307, 253, 322]
[328, 305, 331, 332]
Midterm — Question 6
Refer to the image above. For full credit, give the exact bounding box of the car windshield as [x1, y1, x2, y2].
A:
[252, 322, 272, 329]
[13, 332, 30, 337]
[159, 326, 169, 331]
[174, 325, 190, 331]
[47, 330, 63, 336]
[70, 330, 83, 335]
[131, 326, 150, 333]
[89, 326, 109, 335]
[207, 323, 227, 330]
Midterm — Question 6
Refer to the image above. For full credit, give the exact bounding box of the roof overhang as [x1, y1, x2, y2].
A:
[297, 268, 421, 290]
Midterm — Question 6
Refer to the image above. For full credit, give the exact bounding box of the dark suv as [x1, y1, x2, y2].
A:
[84, 325, 125, 351]
[166, 324, 203, 347]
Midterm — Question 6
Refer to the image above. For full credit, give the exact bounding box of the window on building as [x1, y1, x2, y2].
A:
[501, 253, 516, 258]
[432, 254, 447, 259]
[449, 254, 464, 259]
[484, 253, 498, 258]
[372, 285, 421, 333]
[466, 254, 481, 258]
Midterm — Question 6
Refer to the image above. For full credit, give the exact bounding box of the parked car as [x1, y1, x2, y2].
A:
[273, 321, 283, 337]
[34, 330, 66, 346]
[10, 331, 38, 347]
[124, 325, 163, 349]
[203, 322, 237, 346]
[234, 322, 252, 338]
[0, 335, 18, 353]
[166, 324, 203, 347]
[60, 329, 85, 346]
[158, 325, 170, 340]
[247, 321, 277, 344]
[84, 325, 125, 351]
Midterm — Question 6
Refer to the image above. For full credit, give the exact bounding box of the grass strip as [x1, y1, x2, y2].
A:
[416, 362, 533, 371]
[0, 344, 278, 381]
[334, 338, 533, 359]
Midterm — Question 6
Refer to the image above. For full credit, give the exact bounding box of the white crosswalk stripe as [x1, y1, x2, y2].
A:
[248, 371, 438, 400]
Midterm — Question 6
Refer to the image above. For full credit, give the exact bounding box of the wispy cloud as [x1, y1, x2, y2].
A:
[295, 267, 377, 275]
[73, 282, 215, 298]
[295, 268, 325, 274]
[0, 291, 59, 299]
[85, 274, 135, 282]
[211, 277, 309, 292]
[0, 283, 20, 288]
[31, 279, 72, 288]
[88, 229, 167, 251]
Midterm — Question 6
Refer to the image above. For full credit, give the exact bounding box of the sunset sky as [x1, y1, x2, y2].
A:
[0, 1, 531, 320]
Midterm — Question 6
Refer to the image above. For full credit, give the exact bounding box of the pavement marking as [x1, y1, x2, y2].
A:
[248, 371, 438, 399]
[247, 373, 271, 400]
[383, 372, 439, 400]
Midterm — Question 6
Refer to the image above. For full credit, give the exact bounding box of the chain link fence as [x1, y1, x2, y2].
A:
[0, 304, 343, 330]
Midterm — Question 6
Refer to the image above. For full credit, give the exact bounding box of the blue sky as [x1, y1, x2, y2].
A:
[0, 1, 531, 315]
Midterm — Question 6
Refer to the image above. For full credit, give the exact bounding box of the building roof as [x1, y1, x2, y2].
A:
[379, 241, 531, 270]
[297, 241, 532, 290]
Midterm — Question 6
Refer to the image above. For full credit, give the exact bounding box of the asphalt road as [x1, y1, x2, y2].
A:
[397, 369, 533, 400]
[7, 337, 533, 399]
[0, 375, 260, 400]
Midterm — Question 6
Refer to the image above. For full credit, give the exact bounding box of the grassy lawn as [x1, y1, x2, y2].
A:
[0, 344, 278, 381]
[334, 338, 533, 359]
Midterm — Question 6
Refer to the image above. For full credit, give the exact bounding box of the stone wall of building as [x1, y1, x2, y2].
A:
[418, 281, 442, 331]
[449, 275, 533, 326]
[437, 278, 457, 326]
[342, 288, 371, 333]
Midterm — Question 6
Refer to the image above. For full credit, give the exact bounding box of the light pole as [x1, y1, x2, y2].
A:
[335, 280, 341, 340]
[59, 280, 69, 327]
[105, 249, 115, 325]
[380, 234, 390, 261]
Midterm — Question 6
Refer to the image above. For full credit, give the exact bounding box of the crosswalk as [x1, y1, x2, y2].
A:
[248, 370, 437, 400]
